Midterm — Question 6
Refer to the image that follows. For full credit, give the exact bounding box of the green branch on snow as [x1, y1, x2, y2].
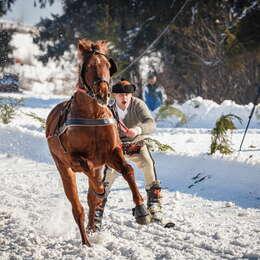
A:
[23, 112, 46, 129]
[155, 104, 187, 126]
[210, 114, 242, 155]
[0, 97, 23, 124]
[145, 137, 175, 153]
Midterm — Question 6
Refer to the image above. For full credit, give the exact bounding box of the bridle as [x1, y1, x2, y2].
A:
[78, 50, 111, 99]
[52, 49, 117, 152]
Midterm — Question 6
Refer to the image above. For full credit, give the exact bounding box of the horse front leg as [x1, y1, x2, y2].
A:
[53, 155, 91, 246]
[107, 147, 151, 225]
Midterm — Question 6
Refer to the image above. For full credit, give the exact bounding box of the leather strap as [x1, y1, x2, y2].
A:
[65, 118, 116, 126]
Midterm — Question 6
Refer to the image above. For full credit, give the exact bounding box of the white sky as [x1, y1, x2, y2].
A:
[3, 0, 63, 25]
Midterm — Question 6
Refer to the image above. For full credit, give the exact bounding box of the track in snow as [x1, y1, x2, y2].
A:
[0, 154, 259, 259]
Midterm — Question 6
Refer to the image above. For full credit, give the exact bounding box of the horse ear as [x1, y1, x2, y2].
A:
[99, 40, 108, 47]
[78, 40, 85, 53]
[109, 58, 117, 76]
[95, 40, 108, 54]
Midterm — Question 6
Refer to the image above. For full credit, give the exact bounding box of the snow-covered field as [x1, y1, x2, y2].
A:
[0, 92, 260, 259]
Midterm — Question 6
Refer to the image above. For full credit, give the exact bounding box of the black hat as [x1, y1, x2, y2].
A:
[147, 71, 156, 79]
[112, 79, 136, 93]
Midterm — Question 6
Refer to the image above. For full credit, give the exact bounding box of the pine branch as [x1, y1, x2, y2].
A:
[23, 112, 46, 129]
[155, 104, 187, 125]
[210, 113, 242, 155]
[0, 97, 23, 124]
[145, 137, 175, 153]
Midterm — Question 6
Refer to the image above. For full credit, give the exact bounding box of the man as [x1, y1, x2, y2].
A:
[102, 79, 164, 225]
[143, 73, 166, 111]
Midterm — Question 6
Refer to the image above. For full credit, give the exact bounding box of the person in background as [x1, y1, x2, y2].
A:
[142, 73, 166, 111]
[96, 79, 165, 230]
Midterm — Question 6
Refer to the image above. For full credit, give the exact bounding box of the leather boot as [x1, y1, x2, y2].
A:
[146, 181, 163, 222]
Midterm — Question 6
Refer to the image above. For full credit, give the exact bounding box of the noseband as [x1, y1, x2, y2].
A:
[79, 50, 110, 99]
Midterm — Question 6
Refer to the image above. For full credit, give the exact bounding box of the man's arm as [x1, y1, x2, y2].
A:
[158, 86, 167, 104]
[135, 99, 156, 135]
[142, 86, 148, 101]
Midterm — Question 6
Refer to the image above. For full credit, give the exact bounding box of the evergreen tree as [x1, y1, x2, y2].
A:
[34, 0, 260, 104]
[0, 0, 54, 69]
[0, 30, 13, 68]
[159, 0, 260, 104]
[0, 0, 15, 16]
[0, 0, 16, 69]
[34, 0, 184, 89]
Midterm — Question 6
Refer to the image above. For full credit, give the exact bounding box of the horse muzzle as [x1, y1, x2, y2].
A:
[96, 93, 109, 105]
[95, 80, 110, 105]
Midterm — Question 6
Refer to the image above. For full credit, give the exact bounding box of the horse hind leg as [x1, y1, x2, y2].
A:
[53, 156, 91, 246]
[107, 147, 151, 225]
[87, 169, 106, 232]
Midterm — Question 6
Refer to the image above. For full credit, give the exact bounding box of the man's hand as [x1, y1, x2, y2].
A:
[125, 127, 142, 138]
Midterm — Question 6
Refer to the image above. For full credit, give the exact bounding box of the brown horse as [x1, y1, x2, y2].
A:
[45, 39, 150, 246]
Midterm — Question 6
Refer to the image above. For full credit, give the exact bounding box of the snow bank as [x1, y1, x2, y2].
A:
[156, 97, 260, 129]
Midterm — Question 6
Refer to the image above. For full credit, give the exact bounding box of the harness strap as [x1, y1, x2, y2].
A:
[56, 96, 73, 133]
[58, 117, 116, 139]
[65, 118, 116, 126]
[108, 102, 129, 133]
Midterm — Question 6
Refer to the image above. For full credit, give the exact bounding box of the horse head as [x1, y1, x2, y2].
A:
[78, 39, 117, 105]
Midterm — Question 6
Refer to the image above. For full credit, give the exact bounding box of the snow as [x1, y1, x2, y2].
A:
[11, 33, 40, 65]
[0, 91, 260, 259]
[156, 96, 260, 129]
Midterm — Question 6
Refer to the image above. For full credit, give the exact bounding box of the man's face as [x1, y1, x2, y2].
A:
[148, 76, 157, 85]
[114, 93, 132, 110]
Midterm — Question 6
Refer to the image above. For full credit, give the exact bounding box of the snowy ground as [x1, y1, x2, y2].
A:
[0, 92, 260, 259]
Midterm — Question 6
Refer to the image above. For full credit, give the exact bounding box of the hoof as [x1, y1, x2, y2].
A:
[87, 224, 101, 233]
[132, 204, 151, 225]
[86, 225, 95, 233]
[82, 239, 91, 247]
[136, 214, 151, 225]
[164, 222, 175, 228]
